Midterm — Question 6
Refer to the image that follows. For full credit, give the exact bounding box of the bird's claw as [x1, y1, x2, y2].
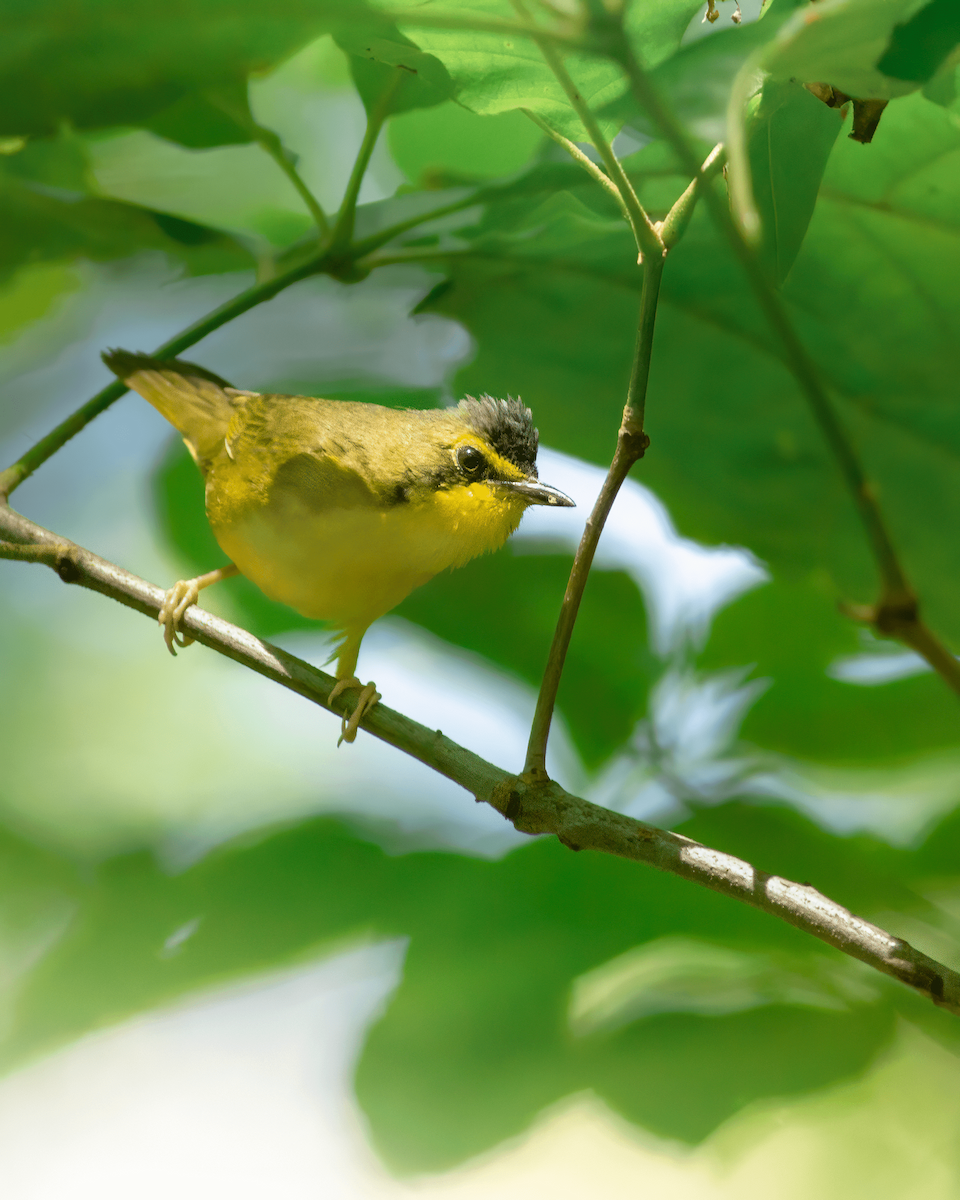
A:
[158, 579, 200, 656]
[329, 677, 381, 745]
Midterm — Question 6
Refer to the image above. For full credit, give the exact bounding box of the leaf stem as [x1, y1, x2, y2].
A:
[329, 72, 403, 254]
[350, 191, 483, 259]
[521, 107, 631, 223]
[253, 124, 330, 240]
[659, 142, 726, 249]
[3, 499, 957, 1016]
[513, 0, 662, 260]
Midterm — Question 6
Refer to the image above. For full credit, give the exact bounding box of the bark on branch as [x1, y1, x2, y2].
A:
[2, 499, 958, 1017]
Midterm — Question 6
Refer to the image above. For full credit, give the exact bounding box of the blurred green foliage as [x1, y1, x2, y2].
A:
[1, 0, 960, 1185]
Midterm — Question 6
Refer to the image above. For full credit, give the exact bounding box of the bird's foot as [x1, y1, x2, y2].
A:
[329, 676, 381, 746]
[158, 578, 201, 656]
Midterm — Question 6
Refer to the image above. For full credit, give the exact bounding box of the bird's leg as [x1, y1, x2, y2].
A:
[329, 677, 381, 746]
[159, 563, 239, 655]
[326, 630, 379, 744]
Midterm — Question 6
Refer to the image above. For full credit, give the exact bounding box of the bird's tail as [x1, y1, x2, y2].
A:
[102, 349, 249, 469]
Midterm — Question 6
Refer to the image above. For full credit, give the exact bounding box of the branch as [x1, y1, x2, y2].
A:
[524, 258, 662, 778]
[2, 499, 957, 1015]
[608, 29, 960, 693]
[203, 87, 330, 241]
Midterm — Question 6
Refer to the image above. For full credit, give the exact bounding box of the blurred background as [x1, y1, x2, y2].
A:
[2, 1, 960, 1195]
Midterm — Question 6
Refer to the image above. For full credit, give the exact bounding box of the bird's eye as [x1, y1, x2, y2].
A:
[457, 445, 485, 475]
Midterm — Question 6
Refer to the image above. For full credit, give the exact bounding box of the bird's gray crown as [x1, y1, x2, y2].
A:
[457, 395, 539, 476]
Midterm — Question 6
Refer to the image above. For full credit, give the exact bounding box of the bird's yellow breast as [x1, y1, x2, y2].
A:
[211, 479, 527, 633]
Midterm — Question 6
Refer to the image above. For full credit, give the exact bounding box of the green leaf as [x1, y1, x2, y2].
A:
[385, 0, 618, 141]
[0, 167, 250, 281]
[141, 86, 255, 149]
[876, 0, 960, 85]
[699, 578, 960, 766]
[745, 79, 843, 284]
[0, 0, 379, 139]
[335, 27, 456, 116]
[765, 0, 940, 100]
[606, 17, 785, 143]
[388, 101, 543, 185]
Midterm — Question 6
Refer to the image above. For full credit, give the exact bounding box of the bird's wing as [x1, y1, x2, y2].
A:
[102, 350, 250, 469]
[210, 393, 385, 522]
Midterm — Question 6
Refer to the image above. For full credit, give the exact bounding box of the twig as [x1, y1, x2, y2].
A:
[203, 87, 331, 241]
[608, 29, 960, 690]
[2, 499, 957, 1015]
[524, 256, 663, 778]
[521, 107, 631, 223]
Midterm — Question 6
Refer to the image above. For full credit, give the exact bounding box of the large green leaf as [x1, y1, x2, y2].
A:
[0, 163, 250, 280]
[388, 101, 543, 185]
[336, 26, 455, 116]
[765, 0, 944, 99]
[383, 0, 703, 141]
[414, 91, 960, 653]
[0, 0, 381, 139]
[745, 78, 843, 284]
[10, 802, 952, 1168]
[700, 578, 960, 766]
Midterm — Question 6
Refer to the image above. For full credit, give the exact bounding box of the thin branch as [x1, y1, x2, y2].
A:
[329, 72, 404, 254]
[2, 499, 957, 1016]
[203, 87, 331, 240]
[524, 254, 663, 778]
[513, 0, 662, 260]
[608, 29, 960, 687]
[521, 107, 631, 222]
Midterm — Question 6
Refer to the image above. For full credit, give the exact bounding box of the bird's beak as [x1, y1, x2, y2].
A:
[495, 478, 576, 508]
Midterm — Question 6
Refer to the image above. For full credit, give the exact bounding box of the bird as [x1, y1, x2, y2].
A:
[102, 350, 575, 743]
